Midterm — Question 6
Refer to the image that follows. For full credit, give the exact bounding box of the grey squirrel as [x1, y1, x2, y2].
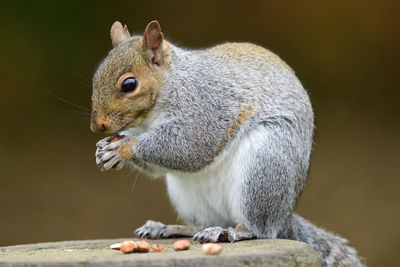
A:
[91, 20, 363, 266]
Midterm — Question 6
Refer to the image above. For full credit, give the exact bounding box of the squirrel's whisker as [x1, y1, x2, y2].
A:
[64, 110, 91, 115]
[57, 97, 90, 112]
[73, 69, 92, 88]
[45, 89, 90, 112]
[131, 173, 139, 193]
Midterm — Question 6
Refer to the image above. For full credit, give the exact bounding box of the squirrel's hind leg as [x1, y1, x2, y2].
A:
[135, 220, 204, 239]
[193, 224, 255, 243]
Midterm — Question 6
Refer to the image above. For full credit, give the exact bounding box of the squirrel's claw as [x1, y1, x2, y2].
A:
[193, 226, 244, 243]
[135, 220, 166, 239]
[193, 226, 227, 243]
[135, 221, 204, 239]
[101, 154, 123, 171]
[95, 136, 129, 171]
[96, 137, 111, 148]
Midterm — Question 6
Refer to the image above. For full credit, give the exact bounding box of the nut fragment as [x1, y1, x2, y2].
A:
[136, 240, 150, 252]
[110, 134, 124, 143]
[172, 240, 191, 251]
[120, 240, 137, 254]
[151, 243, 166, 252]
[202, 243, 223, 255]
[110, 243, 121, 250]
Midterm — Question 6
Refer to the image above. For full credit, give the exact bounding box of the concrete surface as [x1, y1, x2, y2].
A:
[0, 238, 322, 266]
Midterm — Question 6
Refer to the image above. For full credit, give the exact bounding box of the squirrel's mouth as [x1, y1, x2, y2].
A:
[115, 109, 148, 133]
[115, 106, 153, 133]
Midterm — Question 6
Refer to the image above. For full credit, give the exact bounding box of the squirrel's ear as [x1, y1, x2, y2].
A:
[142, 20, 164, 65]
[110, 21, 131, 47]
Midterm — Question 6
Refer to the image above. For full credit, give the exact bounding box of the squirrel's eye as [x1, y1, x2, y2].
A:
[121, 77, 138, 93]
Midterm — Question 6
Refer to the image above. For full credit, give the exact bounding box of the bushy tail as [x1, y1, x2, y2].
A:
[290, 214, 364, 267]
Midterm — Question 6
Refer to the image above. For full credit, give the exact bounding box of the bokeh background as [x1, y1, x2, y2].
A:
[0, 1, 399, 266]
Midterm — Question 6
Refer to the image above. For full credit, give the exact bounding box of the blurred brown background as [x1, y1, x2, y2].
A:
[0, 1, 399, 266]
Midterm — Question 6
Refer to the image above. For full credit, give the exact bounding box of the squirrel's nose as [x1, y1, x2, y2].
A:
[90, 118, 110, 133]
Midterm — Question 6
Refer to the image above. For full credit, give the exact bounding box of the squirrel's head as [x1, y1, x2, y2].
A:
[90, 20, 169, 133]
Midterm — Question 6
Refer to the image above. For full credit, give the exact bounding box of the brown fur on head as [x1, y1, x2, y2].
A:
[91, 20, 170, 133]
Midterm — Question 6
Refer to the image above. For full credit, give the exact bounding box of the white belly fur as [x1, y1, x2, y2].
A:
[165, 127, 260, 227]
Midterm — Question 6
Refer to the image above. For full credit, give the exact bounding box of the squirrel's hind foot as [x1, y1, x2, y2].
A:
[135, 220, 203, 239]
[193, 225, 255, 243]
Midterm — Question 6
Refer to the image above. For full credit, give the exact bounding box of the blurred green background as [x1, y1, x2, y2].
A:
[0, 1, 399, 266]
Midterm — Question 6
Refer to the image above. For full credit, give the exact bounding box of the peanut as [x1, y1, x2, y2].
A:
[109, 243, 121, 250]
[151, 243, 166, 252]
[172, 240, 191, 251]
[136, 240, 150, 253]
[120, 240, 137, 254]
[110, 134, 124, 143]
[202, 243, 223, 255]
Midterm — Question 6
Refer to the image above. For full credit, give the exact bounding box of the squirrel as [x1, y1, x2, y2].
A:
[91, 20, 363, 266]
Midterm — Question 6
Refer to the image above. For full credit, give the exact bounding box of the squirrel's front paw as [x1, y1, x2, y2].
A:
[95, 136, 136, 171]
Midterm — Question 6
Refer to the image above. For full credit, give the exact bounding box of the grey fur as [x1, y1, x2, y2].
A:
[290, 215, 363, 266]
[93, 37, 363, 266]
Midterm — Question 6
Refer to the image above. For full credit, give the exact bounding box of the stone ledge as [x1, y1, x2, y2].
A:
[0, 238, 321, 267]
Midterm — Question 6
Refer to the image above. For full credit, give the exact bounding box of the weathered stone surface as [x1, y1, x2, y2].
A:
[0, 238, 321, 267]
